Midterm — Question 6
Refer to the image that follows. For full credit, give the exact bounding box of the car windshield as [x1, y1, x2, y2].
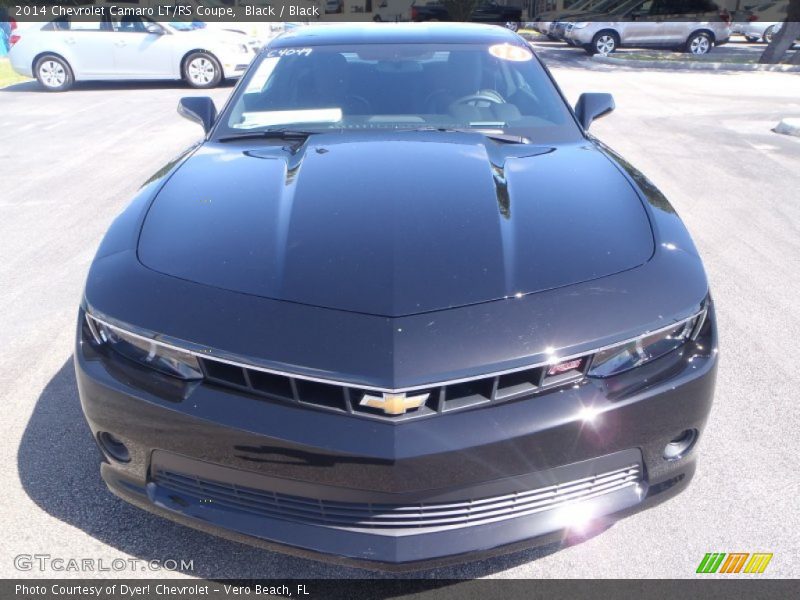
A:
[568, 0, 596, 10]
[579, 0, 623, 12]
[594, 0, 630, 12]
[219, 43, 580, 142]
[607, 0, 645, 15]
[750, 0, 781, 9]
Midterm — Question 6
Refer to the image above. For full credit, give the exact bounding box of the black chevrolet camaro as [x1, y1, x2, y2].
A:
[76, 23, 717, 570]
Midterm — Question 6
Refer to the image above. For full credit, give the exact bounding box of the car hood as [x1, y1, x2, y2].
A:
[138, 132, 654, 317]
[169, 26, 250, 44]
[558, 10, 612, 21]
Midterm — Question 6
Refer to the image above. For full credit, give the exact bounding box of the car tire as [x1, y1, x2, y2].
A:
[588, 31, 618, 55]
[183, 52, 223, 89]
[763, 25, 779, 44]
[685, 31, 713, 55]
[34, 54, 74, 92]
[505, 22, 520, 32]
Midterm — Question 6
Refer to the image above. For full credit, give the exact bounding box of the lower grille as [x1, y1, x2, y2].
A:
[153, 464, 641, 532]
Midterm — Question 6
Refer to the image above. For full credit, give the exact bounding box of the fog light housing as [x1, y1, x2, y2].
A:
[663, 429, 697, 461]
[98, 432, 130, 463]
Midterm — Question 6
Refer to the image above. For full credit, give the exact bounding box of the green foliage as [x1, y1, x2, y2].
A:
[0, 59, 31, 89]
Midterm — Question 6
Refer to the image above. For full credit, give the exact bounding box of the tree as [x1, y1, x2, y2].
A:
[759, 0, 800, 64]
[443, 0, 480, 21]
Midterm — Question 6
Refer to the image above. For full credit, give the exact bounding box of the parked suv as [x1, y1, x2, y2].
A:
[534, 0, 622, 39]
[563, 0, 732, 55]
[548, 0, 629, 41]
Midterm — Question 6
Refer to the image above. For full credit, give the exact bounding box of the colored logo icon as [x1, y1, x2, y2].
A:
[696, 553, 773, 574]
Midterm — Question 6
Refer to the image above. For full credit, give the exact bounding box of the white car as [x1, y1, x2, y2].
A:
[735, 1, 788, 43]
[8, 14, 254, 91]
[151, 0, 280, 48]
[325, 0, 344, 13]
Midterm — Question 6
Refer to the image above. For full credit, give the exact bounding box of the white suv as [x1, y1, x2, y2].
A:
[563, 0, 732, 55]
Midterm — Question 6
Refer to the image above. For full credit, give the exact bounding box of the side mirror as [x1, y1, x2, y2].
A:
[145, 23, 165, 35]
[574, 92, 615, 130]
[178, 97, 217, 134]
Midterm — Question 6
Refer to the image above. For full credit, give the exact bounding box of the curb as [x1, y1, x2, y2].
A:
[774, 118, 800, 137]
[591, 54, 800, 72]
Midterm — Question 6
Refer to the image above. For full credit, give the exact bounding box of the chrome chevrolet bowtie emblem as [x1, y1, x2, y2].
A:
[359, 392, 430, 415]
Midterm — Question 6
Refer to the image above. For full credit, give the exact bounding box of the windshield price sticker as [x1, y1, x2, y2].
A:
[488, 44, 533, 62]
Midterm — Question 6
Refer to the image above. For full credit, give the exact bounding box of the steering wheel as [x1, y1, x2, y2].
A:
[344, 94, 371, 115]
[450, 90, 506, 109]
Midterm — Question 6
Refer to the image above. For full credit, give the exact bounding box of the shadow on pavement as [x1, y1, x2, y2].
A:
[17, 358, 604, 582]
[1, 79, 236, 93]
[0, 80, 40, 92]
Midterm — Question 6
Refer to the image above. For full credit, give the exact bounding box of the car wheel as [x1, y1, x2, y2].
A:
[686, 32, 712, 55]
[505, 22, 520, 32]
[763, 25, 779, 44]
[35, 54, 74, 92]
[589, 31, 618, 55]
[183, 52, 223, 89]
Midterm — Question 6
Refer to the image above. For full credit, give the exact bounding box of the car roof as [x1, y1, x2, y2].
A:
[269, 22, 523, 48]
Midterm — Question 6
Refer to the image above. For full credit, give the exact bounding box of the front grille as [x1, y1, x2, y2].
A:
[200, 356, 589, 422]
[86, 308, 703, 423]
[153, 464, 641, 532]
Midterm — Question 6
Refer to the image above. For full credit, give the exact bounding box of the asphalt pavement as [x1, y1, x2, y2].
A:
[0, 43, 798, 579]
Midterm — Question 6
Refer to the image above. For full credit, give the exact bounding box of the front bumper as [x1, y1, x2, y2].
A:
[737, 23, 769, 38]
[565, 27, 596, 46]
[75, 308, 717, 570]
[218, 50, 253, 79]
[553, 22, 570, 40]
[221, 63, 249, 79]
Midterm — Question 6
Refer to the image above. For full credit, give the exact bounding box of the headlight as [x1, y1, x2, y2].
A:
[587, 310, 705, 378]
[86, 314, 202, 380]
[228, 42, 250, 54]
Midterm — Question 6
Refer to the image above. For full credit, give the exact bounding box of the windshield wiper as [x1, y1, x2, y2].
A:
[216, 129, 317, 143]
[477, 131, 532, 145]
[405, 127, 531, 145]
[218, 127, 530, 145]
